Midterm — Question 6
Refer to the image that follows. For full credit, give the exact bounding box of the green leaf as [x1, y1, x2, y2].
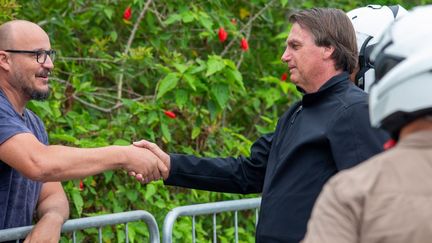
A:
[157, 73, 180, 99]
[175, 89, 188, 109]
[29, 101, 53, 117]
[121, 98, 135, 108]
[110, 31, 117, 41]
[255, 124, 275, 134]
[116, 228, 126, 243]
[103, 171, 114, 183]
[189, 61, 206, 74]
[191, 127, 201, 139]
[275, 30, 289, 40]
[163, 14, 182, 25]
[144, 183, 156, 200]
[181, 11, 195, 23]
[173, 63, 188, 73]
[113, 139, 130, 145]
[211, 83, 230, 109]
[260, 115, 274, 124]
[71, 189, 84, 216]
[103, 8, 113, 20]
[128, 226, 136, 243]
[284, 82, 302, 98]
[207, 100, 219, 121]
[132, 222, 149, 235]
[225, 69, 245, 92]
[223, 59, 237, 69]
[206, 56, 225, 76]
[183, 74, 197, 91]
[259, 87, 282, 108]
[126, 190, 138, 201]
[260, 76, 280, 84]
[50, 133, 78, 144]
[154, 199, 166, 209]
[160, 123, 172, 142]
[198, 12, 213, 32]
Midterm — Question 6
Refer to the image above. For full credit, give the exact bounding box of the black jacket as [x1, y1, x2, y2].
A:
[165, 72, 389, 242]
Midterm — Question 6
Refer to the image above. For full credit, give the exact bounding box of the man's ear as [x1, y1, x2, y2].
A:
[0, 51, 11, 71]
[322, 46, 334, 60]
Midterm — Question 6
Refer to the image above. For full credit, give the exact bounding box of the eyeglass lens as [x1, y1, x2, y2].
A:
[37, 50, 56, 64]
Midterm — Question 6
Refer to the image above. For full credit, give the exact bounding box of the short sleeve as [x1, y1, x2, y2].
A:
[0, 109, 32, 145]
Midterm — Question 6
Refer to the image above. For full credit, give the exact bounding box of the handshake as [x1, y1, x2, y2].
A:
[125, 140, 170, 184]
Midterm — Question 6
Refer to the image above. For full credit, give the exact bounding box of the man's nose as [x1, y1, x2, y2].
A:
[281, 48, 290, 63]
[42, 55, 54, 70]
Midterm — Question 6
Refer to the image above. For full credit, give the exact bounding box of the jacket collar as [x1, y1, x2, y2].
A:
[301, 72, 350, 106]
[398, 130, 432, 149]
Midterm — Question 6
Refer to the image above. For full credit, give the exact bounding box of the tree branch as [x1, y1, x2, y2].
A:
[220, 0, 276, 57]
[50, 77, 153, 113]
[117, 0, 153, 103]
[58, 57, 118, 63]
[150, 1, 166, 27]
[236, 14, 253, 69]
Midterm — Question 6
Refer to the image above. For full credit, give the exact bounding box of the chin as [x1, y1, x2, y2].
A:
[29, 88, 50, 101]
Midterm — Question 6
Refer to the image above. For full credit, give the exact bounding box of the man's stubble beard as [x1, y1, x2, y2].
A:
[12, 71, 50, 101]
[24, 86, 50, 100]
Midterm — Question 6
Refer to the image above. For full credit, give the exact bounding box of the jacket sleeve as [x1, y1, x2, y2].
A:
[164, 133, 273, 194]
[328, 102, 389, 170]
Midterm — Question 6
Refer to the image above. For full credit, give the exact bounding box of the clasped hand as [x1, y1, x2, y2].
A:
[126, 140, 170, 184]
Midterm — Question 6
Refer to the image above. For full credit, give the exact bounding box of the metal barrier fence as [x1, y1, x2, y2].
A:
[162, 197, 262, 243]
[0, 198, 261, 243]
[0, 210, 159, 243]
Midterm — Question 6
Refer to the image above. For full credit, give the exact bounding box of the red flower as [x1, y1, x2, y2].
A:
[164, 110, 176, 119]
[383, 139, 396, 150]
[123, 6, 132, 21]
[240, 38, 249, 51]
[218, 27, 228, 43]
[281, 73, 288, 81]
[79, 180, 84, 191]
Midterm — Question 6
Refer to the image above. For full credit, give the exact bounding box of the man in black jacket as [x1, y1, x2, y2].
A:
[134, 8, 388, 243]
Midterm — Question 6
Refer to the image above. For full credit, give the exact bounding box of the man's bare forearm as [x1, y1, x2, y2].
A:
[0, 133, 168, 182]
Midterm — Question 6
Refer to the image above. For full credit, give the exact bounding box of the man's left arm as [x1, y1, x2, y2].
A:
[329, 102, 389, 170]
[24, 182, 69, 243]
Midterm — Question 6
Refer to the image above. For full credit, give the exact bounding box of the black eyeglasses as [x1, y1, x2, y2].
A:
[4, 49, 56, 64]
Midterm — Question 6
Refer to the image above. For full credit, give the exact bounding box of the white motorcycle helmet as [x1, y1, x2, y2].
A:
[369, 5, 432, 139]
[347, 4, 407, 92]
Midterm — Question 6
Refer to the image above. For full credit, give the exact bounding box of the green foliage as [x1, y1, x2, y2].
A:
[2, 0, 424, 241]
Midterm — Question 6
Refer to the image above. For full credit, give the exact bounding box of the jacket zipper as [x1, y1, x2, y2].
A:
[291, 105, 303, 124]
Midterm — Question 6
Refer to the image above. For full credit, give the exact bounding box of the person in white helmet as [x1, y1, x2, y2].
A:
[347, 4, 407, 92]
[302, 5, 432, 243]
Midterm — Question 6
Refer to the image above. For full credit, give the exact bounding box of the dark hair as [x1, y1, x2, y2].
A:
[289, 8, 358, 74]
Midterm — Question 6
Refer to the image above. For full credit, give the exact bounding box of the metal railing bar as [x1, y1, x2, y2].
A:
[162, 197, 261, 243]
[235, 210, 238, 243]
[0, 210, 159, 243]
[213, 213, 217, 243]
[192, 215, 196, 243]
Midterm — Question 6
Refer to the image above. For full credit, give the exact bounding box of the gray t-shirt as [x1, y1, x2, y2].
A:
[0, 90, 48, 229]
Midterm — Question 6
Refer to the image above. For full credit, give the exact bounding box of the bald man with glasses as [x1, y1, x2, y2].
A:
[0, 20, 168, 242]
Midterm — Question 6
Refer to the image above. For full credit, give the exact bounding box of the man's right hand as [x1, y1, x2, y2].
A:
[129, 140, 171, 183]
[123, 145, 169, 183]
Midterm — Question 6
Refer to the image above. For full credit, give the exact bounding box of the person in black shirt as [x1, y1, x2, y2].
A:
[133, 8, 388, 243]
